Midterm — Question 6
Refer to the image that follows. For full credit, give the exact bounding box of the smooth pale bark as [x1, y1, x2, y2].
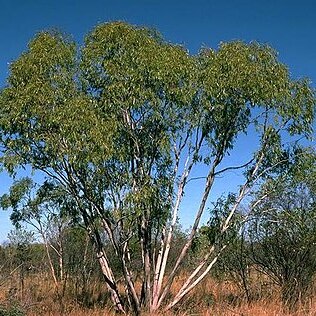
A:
[156, 166, 217, 309]
[97, 252, 126, 314]
[152, 122, 272, 311]
[165, 248, 224, 310]
[162, 137, 269, 310]
[43, 235, 60, 292]
[121, 241, 140, 313]
[152, 135, 204, 310]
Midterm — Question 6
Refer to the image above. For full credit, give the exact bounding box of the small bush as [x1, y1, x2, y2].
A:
[0, 305, 25, 316]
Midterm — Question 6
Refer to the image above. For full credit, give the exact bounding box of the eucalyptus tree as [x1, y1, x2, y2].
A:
[0, 22, 314, 314]
[0, 179, 73, 296]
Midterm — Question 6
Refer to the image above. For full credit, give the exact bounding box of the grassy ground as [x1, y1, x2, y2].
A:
[1, 273, 315, 315]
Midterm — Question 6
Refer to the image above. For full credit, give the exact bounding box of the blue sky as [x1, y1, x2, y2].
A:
[0, 0, 315, 242]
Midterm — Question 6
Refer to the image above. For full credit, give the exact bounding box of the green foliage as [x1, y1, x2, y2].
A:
[7, 229, 34, 249]
[0, 178, 33, 213]
[0, 305, 25, 316]
[7, 228, 35, 269]
[0, 178, 76, 235]
[193, 193, 241, 252]
[0, 22, 313, 173]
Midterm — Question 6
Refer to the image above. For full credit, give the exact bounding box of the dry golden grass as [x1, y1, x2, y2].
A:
[1, 271, 316, 316]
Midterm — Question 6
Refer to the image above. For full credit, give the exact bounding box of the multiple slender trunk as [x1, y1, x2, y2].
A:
[86, 143, 267, 315]
[62, 109, 273, 314]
